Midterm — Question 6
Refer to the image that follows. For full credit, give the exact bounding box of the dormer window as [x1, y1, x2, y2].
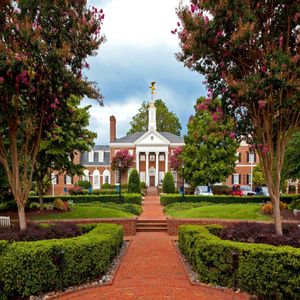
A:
[98, 150, 104, 163]
[88, 150, 94, 162]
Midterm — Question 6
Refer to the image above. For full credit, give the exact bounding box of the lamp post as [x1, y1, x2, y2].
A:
[118, 160, 122, 203]
[182, 160, 185, 201]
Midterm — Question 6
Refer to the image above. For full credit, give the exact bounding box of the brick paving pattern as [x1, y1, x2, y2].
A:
[54, 191, 249, 300]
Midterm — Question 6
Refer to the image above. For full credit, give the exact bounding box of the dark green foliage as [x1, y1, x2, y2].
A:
[128, 169, 141, 194]
[100, 203, 142, 216]
[140, 182, 146, 189]
[211, 186, 230, 195]
[77, 180, 91, 189]
[163, 172, 175, 194]
[0, 224, 123, 298]
[160, 194, 298, 206]
[29, 194, 142, 205]
[101, 183, 112, 189]
[179, 225, 300, 299]
[289, 198, 300, 210]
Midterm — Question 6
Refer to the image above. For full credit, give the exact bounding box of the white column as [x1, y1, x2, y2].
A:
[155, 152, 159, 186]
[145, 152, 149, 186]
[136, 151, 139, 174]
[165, 151, 168, 172]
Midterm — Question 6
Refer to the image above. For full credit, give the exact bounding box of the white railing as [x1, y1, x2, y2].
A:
[0, 216, 10, 227]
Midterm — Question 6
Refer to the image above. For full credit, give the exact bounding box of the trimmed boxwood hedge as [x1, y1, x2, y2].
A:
[179, 225, 300, 299]
[29, 194, 142, 205]
[160, 194, 299, 206]
[0, 224, 123, 299]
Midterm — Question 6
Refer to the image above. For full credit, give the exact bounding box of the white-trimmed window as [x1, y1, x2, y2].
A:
[93, 169, 100, 189]
[247, 174, 253, 185]
[140, 171, 145, 183]
[248, 153, 255, 163]
[235, 152, 241, 163]
[150, 154, 155, 161]
[65, 175, 72, 185]
[52, 174, 58, 185]
[128, 149, 134, 156]
[103, 170, 110, 184]
[83, 170, 89, 181]
[114, 149, 120, 155]
[233, 174, 240, 184]
[171, 171, 177, 185]
[159, 154, 164, 161]
[88, 151, 94, 162]
[115, 170, 120, 184]
[98, 150, 104, 163]
[159, 171, 165, 184]
[140, 155, 145, 161]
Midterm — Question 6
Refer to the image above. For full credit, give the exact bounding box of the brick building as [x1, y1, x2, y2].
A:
[50, 101, 257, 195]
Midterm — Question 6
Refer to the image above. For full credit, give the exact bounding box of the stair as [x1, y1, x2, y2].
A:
[146, 187, 159, 196]
[137, 220, 167, 232]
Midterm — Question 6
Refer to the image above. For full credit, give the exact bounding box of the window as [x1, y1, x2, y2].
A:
[150, 154, 155, 161]
[98, 150, 104, 163]
[115, 170, 120, 184]
[83, 170, 89, 181]
[140, 155, 145, 161]
[52, 174, 58, 185]
[140, 171, 145, 183]
[103, 170, 110, 184]
[65, 175, 72, 185]
[88, 151, 94, 162]
[232, 174, 240, 184]
[92, 169, 100, 189]
[249, 153, 255, 163]
[247, 174, 253, 185]
[104, 175, 109, 184]
[235, 152, 241, 163]
[171, 171, 177, 185]
[128, 149, 134, 155]
[159, 171, 165, 183]
[159, 154, 164, 161]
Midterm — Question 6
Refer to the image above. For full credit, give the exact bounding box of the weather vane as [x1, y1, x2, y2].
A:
[149, 81, 157, 101]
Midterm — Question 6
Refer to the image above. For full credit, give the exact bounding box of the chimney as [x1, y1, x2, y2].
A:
[110, 115, 116, 142]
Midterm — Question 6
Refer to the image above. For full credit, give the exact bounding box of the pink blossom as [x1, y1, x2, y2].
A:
[82, 16, 87, 24]
[190, 4, 196, 13]
[54, 98, 60, 105]
[171, 29, 177, 34]
[216, 31, 223, 38]
[208, 88, 213, 92]
[204, 98, 211, 104]
[0, 77, 4, 84]
[204, 16, 209, 25]
[221, 87, 227, 93]
[261, 66, 267, 73]
[258, 100, 266, 109]
[279, 35, 283, 48]
[216, 107, 223, 114]
[220, 71, 226, 79]
[229, 132, 235, 139]
[84, 62, 90, 69]
[15, 24, 19, 31]
[177, 22, 180, 27]
[212, 113, 218, 122]
[50, 103, 56, 110]
[196, 103, 208, 111]
[220, 61, 225, 68]
[262, 145, 269, 154]
[258, 143, 263, 148]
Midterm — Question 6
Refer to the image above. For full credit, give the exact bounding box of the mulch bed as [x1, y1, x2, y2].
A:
[221, 222, 300, 248]
[0, 222, 82, 242]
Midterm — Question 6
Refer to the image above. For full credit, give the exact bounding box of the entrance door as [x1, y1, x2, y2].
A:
[150, 175, 155, 186]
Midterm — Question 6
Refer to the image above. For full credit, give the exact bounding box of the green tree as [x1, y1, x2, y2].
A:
[176, 1, 300, 235]
[281, 131, 300, 183]
[163, 171, 175, 193]
[253, 164, 265, 186]
[128, 169, 141, 194]
[127, 99, 182, 135]
[182, 97, 238, 188]
[0, 1, 104, 230]
[34, 96, 96, 209]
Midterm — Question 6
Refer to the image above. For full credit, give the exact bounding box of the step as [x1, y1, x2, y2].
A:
[137, 219, 166, 223]
[137, 227, 167, 232]
[137, 222, 167, 226]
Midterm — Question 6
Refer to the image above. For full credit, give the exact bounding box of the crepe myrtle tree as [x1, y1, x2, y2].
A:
[0, 0, 105, 230]
[111, 150, 134, 184]
[174, 1, 300, 235]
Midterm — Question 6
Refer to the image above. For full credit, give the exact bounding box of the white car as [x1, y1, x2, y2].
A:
[194, 186, 213, 196]
[240, 185, 256, 196]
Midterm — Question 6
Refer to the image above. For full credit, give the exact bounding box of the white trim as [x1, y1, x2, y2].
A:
[135, 129, 170, 145]
[236, 164, 258, 167]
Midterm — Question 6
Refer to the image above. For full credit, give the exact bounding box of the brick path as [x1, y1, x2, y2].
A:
[54, 194, 249, 300]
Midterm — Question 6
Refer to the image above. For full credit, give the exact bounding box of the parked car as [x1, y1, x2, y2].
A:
[230, 184, 256, 196]
[240, 185, 256, 196]
[255, 186, 269, 196]
[194, 186, 213, 196]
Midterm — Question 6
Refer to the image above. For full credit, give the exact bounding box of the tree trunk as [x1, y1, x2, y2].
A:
[269, 190, 283, 236]
[17, 203, 27, 231]
[37, 177, 44, 210]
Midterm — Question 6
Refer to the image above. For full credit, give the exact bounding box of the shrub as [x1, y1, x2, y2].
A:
[160, 194, 299, 206]
[211, 186, 230, 195]
[179, 225, 300, 299]
[28, 191, 36, 196]
[76, 180, 91, 189]
[29, 202, 40, 209]
[289, 197, 300, 210]
[128, 169, 141, 194]
[140, 182, 146, 189]
[29, 194, 142, 205]
[0, 224, 123, 298]
[100, 202, 142, 215]
[101, 183, 112, 189]
[68, 185, 83, 195]
[261, 201, 288, 215]
[53, 199, 68, 211]
[163, 172, 175, 194]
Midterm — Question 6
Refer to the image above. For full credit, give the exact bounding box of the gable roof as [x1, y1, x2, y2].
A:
[80, 145, 110, 166]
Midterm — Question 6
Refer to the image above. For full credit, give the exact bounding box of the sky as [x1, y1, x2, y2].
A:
[84, 0, 207, 144]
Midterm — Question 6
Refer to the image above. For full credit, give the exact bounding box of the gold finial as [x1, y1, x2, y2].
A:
[149, 81, 157, 100]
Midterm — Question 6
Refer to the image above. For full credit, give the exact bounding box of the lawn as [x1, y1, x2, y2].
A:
[164, 202, 272, 221]
[32, 203, 135, 220]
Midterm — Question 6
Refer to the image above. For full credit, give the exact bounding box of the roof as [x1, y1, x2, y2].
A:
[111, 131, 184, 144]
[80, 145, 110, 166]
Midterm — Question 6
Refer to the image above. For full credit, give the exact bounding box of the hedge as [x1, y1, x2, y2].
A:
[179, 225, 300, 299]
[160, 194, 299, 206]
[28, 194, 142, 205]
[0, 224, 123, 299]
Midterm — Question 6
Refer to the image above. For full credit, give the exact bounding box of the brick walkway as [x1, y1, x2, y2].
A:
[54, 194, 249, 300]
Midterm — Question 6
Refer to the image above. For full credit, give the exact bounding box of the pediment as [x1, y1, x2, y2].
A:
[135, 130, 170, 145]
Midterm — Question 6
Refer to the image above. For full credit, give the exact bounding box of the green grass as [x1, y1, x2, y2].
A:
[164, 202, 272, 220]
[32, 203, 134, 220]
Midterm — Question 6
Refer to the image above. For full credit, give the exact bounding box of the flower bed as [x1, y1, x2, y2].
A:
[179, 225, 300, 299]
[0, 223, 123, 299]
